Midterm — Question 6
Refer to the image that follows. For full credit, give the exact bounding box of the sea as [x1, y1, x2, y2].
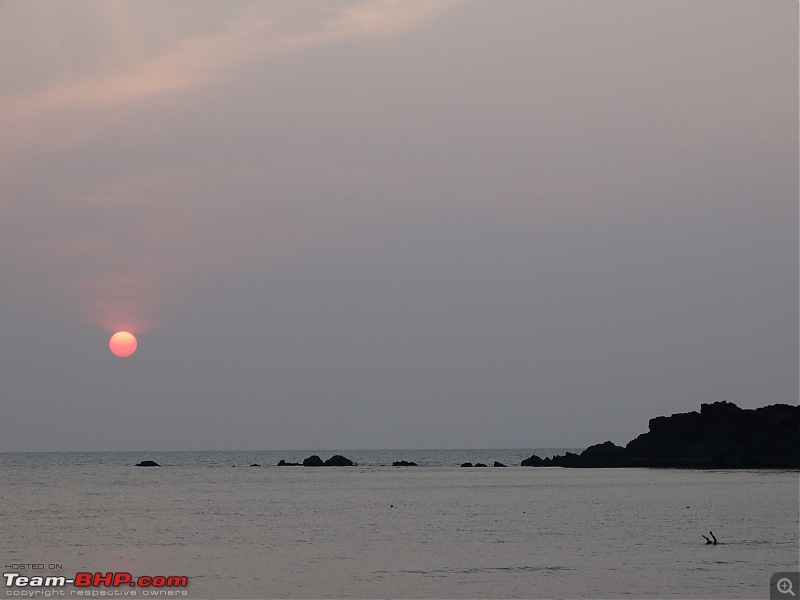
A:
[1, 450, 798, 599]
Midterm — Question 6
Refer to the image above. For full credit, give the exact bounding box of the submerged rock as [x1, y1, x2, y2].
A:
[392, 460, 418, 466]
[134, 460, 160, 467]
[460, 462, 473, 467]
[277, 459, 302, 466]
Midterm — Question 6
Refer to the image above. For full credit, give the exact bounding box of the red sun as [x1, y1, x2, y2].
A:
[109, 331, 138, 357]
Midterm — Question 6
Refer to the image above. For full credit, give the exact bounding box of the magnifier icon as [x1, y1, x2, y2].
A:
[778, 578, 796, 597]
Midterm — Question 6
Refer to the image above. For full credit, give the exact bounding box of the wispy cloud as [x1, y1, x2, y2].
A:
[0, 1, 457, 331]
[0, 1, 454, 171]
[320, 0, 455, 39]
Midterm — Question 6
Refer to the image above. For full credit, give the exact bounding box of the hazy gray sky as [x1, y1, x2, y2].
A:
[1, 1, 796, 451]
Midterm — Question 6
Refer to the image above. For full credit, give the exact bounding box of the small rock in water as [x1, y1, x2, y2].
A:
[324, 455, 355, 466]
[134, 460, 161, 467]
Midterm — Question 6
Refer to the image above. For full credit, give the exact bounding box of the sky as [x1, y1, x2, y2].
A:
[0, 0, 797, 452]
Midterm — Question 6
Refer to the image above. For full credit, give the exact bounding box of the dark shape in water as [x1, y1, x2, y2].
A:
[520, 454, 545, 467]
[134, 460, 160, 467]
[303, 455, 325, 467]
[521, 402, 800, 468]
[301, 454, 356, 466]
[324, 455, 355, 466]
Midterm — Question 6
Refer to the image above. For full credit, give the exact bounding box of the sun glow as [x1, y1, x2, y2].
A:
[109, 331, 138, 357]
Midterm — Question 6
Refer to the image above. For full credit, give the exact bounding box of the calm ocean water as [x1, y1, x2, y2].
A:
[1, 450, 798, 599]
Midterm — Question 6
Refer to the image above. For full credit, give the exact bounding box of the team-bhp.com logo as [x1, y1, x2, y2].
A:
[4, 572, 189, 596]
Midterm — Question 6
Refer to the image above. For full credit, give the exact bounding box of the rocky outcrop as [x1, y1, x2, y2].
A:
[299, 454, 356, 466]
[134, 460, 161, 467]
[324, 455, 355, 466]
[493, 461, 507, 467]
[521, 402, 800, 468]
[277, 460, 302, 466]
[392, 460, 418, 466]
[625, 402, 799, 468]
[520, 454, 546, 467]
[572, 441, 627, 467]
[522, 447, 625, 468]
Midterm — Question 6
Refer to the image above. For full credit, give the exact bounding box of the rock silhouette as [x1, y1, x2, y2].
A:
[300, 454, 356, 466]
[324, 455, 355, 466]
[522, 402, 800, 468]
[134, 460, 160, 467]
[392, 460, 418, 466]
[520, 454, 546, 467]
